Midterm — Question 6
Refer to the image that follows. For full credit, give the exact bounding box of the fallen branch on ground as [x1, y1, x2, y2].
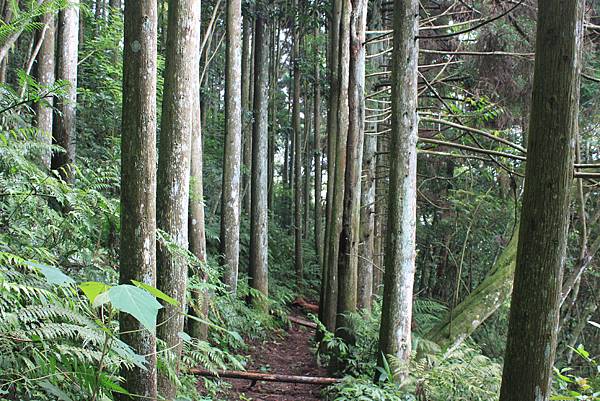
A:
[292, 297, 319, 313]
[288, 315, 317, 329]
[189, 368, 341, 385]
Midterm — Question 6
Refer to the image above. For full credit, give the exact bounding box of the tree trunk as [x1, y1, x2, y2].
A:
[377, 0, 419, 382]
[336, 0, 367, 338]
[267, 21, 280, 209]
[117, 1, 158, 399]
[241, 12, 252, 215]
[268, 22, 279, 210]
[188, 29, 208, 341]
[499, 1, 582, 400]
[357, 131, 376, 311]
[426, 233, 518, 353]
[220, 0, 243, 294]
[313, 25, 323, 270]
[249, 10, 269, 310]
[33, 9, 55, 169]
[156, 1, 200, 397]
[320, 0, 344, 332]
[52, 1, 79, 181]
[292, 0, 304, 287]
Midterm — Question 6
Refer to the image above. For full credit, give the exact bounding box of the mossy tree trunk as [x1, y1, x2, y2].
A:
[52, 0, 79, 181]
[499, 0, 582, 400]
[249, 6, 269, 310]
[33, 9, 55, 169]
[319, 0, 342, 332]
[292, 0, 304, 287]
[117, 1, 158, 399]
[426, 233, 518, 353]
[188, 3, 208, 341]
[220, 0, 243, 294]
[377, 0, 419, 383]
[336, 0, 367, 338]
[313, 25, 323, 270]
[156, 0, 200, 397]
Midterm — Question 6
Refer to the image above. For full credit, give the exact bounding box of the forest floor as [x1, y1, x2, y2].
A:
[220, 309, 329, 401]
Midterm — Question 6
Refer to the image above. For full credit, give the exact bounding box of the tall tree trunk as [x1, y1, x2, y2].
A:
[156, 1, 200, 397]
[320, 0, 344, 332]
[249, 9, 269, 310]
[34, 10, 55, 169]
[117, 1, 158, 399]
[499, 1, 582, 400]
[313, 25, 323, 269]
[188, 10, 208, 341]
[377, 0, 419, 382]
[303, 88, 312, 239]
[220, 0, 243, 294]
[241, 13, 252, 215]
[292, 0, 304, 286]
[267, 21, 279, 210]
[357, 131, 375, 311]
[336, 0, 367, 338]
[52, 0, 79, 181]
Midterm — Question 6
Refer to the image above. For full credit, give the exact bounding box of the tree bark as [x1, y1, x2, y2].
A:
[156, 1, 200, 397]
[292, 0, 304, 287]
[249, 9, 269, 310]
[267, 21, 280, 209]
[426, 233, 518, 353]
[320, 0, 345, 333]
[117, 1, 158, 399]
[357, 130, 375, 311]
[499, 1, 582, 400]
[220, 0, 243, 294]
[336, 0, 367, 338]
[33, 9, 55, 169]
[241, 12, 252, 215]
[52, 0, 79, 181]
[313, 25, 323, 270]
[377, 0, 419, 382]
[188, 7, 208, 341]
[190, 368, 341, 385]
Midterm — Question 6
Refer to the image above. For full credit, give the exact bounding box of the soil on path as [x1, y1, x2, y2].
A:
[222, 312, 329, 401]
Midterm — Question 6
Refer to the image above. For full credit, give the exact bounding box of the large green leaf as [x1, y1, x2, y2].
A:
[108, 285, 162, 331]
[28, 262, 74, 286]
[131, 280, 178, 306]
[79, 281, 111, 304]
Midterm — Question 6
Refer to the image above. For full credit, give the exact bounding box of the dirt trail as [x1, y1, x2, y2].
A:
[223, 312, 329, 401]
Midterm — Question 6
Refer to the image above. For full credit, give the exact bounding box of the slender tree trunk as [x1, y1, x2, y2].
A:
[303, 89, 312, 239]
[188, 7, 208, 341]
[336, 0, 367, 338]
[267, 21, 279, 209]
[156, 1, 200, 397]
[117, 1, 158, 399]
[377, 0, 419, 382]
[292, 0, 304, 286]
[357, 131, 376, 311]
[499, 1, 582, 400]
[320, 0, 343, 332]
[34, 10, 55, 169]
[220, 0, 243, 294]
[52, 0, 79, 181]
[324, 0, 350, 333]
[313, 25, 323, 269]
[249, 9, 269, 310]
[241, 13, 252, 215]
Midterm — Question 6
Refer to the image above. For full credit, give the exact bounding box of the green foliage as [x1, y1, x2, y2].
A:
[553, 344, 600, 401]
[318, 299, 502, 401]
[0, 253, 147, 400]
